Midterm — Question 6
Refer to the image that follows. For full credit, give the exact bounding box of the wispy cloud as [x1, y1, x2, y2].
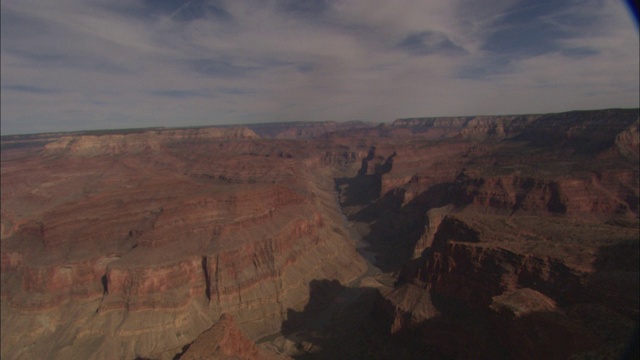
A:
[4, 85, 60, 94]
[1, 0, 638, 135]
[396, 31, 467, 56]
[479, 0, 601, 57]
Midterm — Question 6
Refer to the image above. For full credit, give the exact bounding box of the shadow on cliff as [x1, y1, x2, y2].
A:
[340, 170, 477, 272]
[334, 147, 468, 272]
[276, 225, 640, 359]
[507, 109, 639, 156]
[382, 279, 637, 359]
[279, 280, 514, 359]
[588, 238, 640, 359]
[390, 236, 640, 360]
[334, 146, 396, 208]
[280, 279, 389, 360]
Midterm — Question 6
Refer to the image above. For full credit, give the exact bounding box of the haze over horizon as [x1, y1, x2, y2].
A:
[2, 0, 639, 135]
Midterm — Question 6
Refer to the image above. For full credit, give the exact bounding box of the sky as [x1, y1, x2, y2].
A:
[1, 0, 639, 135]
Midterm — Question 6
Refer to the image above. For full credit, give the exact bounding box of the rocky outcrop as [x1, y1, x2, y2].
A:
[383, 212, 639, 359]
[179, 314, 291, 360]
[405, 237, 585, 308]
[380, 283, 439, 334]
[412, 205, 453, 258]
[322, 149, 361, 167]
[615, 118, 640, 159]
[489, 288, 558, 318]
[7, 256, 117, 310]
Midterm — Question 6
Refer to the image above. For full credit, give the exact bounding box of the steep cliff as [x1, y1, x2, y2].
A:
[332, 108, 639, 359]
[616, 118, 640, 159]
[384, 213, 638, 359]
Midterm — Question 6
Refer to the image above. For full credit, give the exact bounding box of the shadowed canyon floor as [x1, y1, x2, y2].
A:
[1, 109, 639, 359]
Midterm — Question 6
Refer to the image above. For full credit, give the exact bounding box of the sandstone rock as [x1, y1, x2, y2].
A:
[412, 205, 453, 258]
[615, 118, 640, 159]
[0, 131, 367, 360]
[179, 313, 291, 360]
[381, 283, 439, 333]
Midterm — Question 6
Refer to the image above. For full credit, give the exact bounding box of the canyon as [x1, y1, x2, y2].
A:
[1, 108, 638, 359]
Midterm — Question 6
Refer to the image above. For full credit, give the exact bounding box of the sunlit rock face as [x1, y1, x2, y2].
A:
[2, 108, 638, 360]
[1, 126, 366, 360]
[180, 314, 292, 360]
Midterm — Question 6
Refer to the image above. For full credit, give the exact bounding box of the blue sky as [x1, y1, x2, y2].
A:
[1, 0, 638, 135]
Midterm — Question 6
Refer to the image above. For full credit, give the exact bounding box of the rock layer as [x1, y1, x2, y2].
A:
[2, 108, 638, 360]
[333, 108, 638, 359]
[1, 132, 366, 360]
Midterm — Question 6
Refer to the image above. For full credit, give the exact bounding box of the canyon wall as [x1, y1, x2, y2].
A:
[2, 108, 638, 360]
[1, 131, 366, 360]
[353, 109, 639, 359]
